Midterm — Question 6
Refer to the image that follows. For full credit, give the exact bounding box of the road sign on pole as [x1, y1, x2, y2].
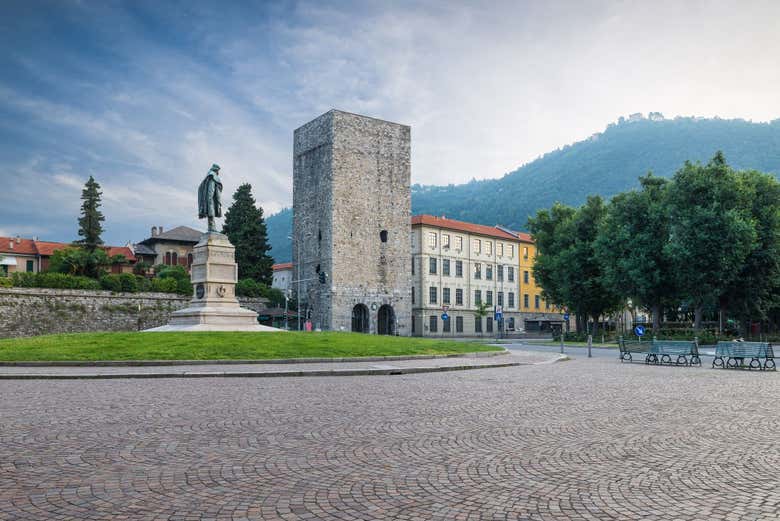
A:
[441, 313, 449, 321]
[634, 325, 645, 337]
[563, 312, 570, 321]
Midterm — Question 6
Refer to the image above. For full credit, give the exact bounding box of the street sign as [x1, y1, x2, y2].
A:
[634, 325, 645, 337]
[441, 313, 449, 321]
[442, 305, 450, 312]
[563, 312, 570, 320]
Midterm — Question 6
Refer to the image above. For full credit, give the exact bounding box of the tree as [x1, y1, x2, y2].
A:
[74, 176, 105, 252]
[664, 152, 756, 329]
[474, 301, 490, 337]
[222, 183, 274, 284]
[48, 247, 111, 278]
[719, 170, 780, 335]
[528, 197, 621, 335]
[595, 174, 676, 330]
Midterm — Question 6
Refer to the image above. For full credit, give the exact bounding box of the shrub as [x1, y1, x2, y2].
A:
[176, 278, 192, 295]
[101, 273, 140, 293]
[157, 265, 189, 282]
[236, 278, 264, 298]
[12, 272, 101, 290]
[0, 277, 12, 288]
[100, 274, 123, 292]
[151, 277, 178, 293]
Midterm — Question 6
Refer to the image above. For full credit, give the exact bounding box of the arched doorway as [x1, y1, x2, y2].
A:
[377, 305, 395, 335]
[351, 304, 369, 333]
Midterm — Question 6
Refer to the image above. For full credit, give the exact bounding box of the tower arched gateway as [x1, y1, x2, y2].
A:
[351, 304, 369, 333]
[377, 305, 395, 335]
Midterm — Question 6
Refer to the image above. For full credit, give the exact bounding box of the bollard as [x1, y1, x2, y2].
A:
[587, 334, 592, 358]
[560, 332, 564, 354]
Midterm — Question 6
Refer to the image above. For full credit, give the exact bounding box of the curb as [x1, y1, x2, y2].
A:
[0, 362, 523, 380]
[0, 349, 509, 367]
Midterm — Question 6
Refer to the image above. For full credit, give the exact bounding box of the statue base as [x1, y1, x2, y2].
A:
[144, 232, 283, 333]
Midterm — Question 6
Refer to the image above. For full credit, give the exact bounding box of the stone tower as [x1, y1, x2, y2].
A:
[292, 110, 411, 335]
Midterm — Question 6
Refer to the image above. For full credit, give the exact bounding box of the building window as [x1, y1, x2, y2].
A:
[443, 259, 450, 276]
[454, 236, 463, 250]
[475, 317, 482, 333]
[442, 234, 450, 248]
[524, 270, 529, 284]
[172, 252, 178, 265]
[26, 260, 34, 272]
[474, 263, 481, 279]
[497, 265, 503, 281]
[508, 267, 515, 282]
[443, 287, 451, 304]
[486, 317, 493, 333]
[497, 292, 504, 307]
[486, 291, 493, 306]
[508, 317, 515, 329]
[508, 292, 515, 308]
[456, 316, 464, 333]
[475, 290, 482, 305]
[524, 294, 530, 308]
[497, 243, 503, 257]
[486, 265, 493, 280]
[429, 286, 437, 304]
[428, 232, 437, 249]
[443, 316, 451, 333]
[455, 260, 463, 277]
[486, 241, 492, 256]
[523, 246, 529, 259]
[412, 286, 415, 304]
[411, 258, 415, 275]
[508, 244, 514, 257]
[430, 315, 438, 333]
[456, 288, 463, 305]
[429, 257, 437, 274]
[164, 252, 172, 265]
[535, 295, 540, 309]
[187, 253, 194, 267]
[473, 239, 481, 254]
[380, 230, 388, 243]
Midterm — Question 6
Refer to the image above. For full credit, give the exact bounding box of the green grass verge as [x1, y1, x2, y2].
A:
[0, 331, 501, 362]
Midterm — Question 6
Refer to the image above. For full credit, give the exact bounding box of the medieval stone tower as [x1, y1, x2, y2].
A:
[292, 110, 411, 335]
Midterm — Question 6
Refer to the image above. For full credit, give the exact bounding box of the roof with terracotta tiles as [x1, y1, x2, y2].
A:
[411, 215, 522, 241]
[273, 262, 294, 271]
[0, 237, 38, 255]
[0, 238, 135, 262]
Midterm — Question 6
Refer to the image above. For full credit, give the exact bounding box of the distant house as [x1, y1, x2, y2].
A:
[272, 262, 294, 293]
[134, 225, 202, 270]
[0, 236, 136, 276]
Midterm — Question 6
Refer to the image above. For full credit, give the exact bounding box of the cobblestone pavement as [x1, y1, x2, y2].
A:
[0, 356, 778, 520]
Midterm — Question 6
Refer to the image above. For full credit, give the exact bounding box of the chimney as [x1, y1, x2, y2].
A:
[8, 241, 13, 250]
[151, 226, 157, 237]
[159, 226, 164, 235]
[16, 236, 21, 244]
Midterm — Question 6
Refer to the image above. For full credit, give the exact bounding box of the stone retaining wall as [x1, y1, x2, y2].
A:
[0, 288, 268, 338]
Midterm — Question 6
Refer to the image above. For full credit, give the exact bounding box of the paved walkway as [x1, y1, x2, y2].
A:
[0, 354, 778, 520]
[0, 350, 556, 379]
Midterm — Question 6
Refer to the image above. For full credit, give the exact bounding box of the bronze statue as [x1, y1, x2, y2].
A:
[198, 164, 223, 232]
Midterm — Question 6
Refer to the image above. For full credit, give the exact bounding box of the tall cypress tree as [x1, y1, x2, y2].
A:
[74, 176, 105, 252]
[222, 183, 274, 284]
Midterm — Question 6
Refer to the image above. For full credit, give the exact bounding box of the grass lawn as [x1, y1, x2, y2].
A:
[0, 331, 502, 362]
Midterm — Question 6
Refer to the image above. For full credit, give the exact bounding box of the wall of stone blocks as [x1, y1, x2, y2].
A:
[0, 288, 268, 338]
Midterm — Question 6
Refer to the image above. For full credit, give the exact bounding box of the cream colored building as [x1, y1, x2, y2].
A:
[411, 215, 522, 337]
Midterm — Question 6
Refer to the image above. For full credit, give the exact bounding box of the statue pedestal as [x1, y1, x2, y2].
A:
[144, 232, 281, 332]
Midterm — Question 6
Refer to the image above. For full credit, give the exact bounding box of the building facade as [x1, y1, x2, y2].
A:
[292, 109, 412, 335]
[411, 215, 523, 337]
[0, 236, 136, 276]
[134, 226, 202, 270]
[271, 262, 293, 294]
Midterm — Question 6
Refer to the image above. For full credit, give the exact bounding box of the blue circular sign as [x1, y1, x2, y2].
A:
[563, 313, 570, 320]
[441, 313, 449, 321]
[634, 325, 645, 337]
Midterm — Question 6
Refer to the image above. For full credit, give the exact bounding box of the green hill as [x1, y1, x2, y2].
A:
[267, 115, 780, 262]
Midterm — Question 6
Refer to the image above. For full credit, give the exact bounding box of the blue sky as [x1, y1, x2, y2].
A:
[3, 0, 780, 246]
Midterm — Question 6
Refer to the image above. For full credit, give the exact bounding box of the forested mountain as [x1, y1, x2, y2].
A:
[267, 115, 780, 262]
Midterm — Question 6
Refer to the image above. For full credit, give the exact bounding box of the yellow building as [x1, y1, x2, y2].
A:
[512, 231, 564, 332]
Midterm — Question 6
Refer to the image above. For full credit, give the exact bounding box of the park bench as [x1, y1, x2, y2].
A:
[713, 342, 775, 371]
[618, 337, 700, 366]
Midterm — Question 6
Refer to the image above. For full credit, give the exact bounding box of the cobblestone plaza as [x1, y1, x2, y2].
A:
[1, 356, 778, 520]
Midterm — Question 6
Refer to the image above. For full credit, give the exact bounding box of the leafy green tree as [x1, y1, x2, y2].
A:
[595, 174, 675, 330]
[474, 301, 490, 337]
[529, 196, 621, 335]
[74, 176, 105, 252]
[48, 247, 111, 278]
[664, 152, 756, 329]
[719, 170, 780, 334]
[222, 183, 274, 284]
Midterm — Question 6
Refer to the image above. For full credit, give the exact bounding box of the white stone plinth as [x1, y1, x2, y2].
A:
[144, 232, 283, 333]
